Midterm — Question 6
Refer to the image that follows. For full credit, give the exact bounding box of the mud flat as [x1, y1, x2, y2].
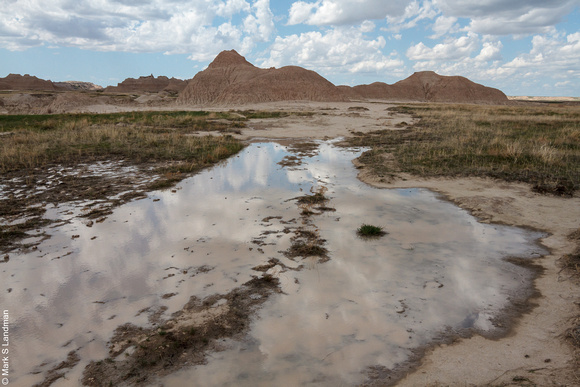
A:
[0, 101, 578, 386]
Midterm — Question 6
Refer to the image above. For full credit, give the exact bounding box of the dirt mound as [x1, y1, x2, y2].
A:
[104, 75, 187, 94]
[178, 50, 347, 105]
[350, 71, 508, 103]
[0, 74, 57, 91]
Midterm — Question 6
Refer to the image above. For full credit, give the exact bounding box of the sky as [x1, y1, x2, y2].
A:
[0, 0, 579, 96]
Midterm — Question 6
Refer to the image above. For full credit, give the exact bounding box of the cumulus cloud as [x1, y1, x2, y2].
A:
[430, 15, 458, 38]
[406, 32, 479, 61]
[475, 40, 503, 61]
[288, 0, 410, 26]
[385, 0, 438, 32]
[0, 0, 274, 58]
[501, 32, 580, 75]
[260, 26, 404, 77]
[436, 0, 578, 35]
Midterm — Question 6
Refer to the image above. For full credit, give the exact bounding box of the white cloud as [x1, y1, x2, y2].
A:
[475, 40, 503, 61]
[243, 0, 276, 41]
[386, 0, 438, 32]
[436, 0, 578, 35]
[215, 0, 251, 18]
[500, 32, 580, 75]
[430, 15, 458, 38]
[288, 0, 410, 26]
[260, 26, 404, 78]
[407, 32, 479, 60]
[0, 0, 274, 59]
[361, 20, 376, 33]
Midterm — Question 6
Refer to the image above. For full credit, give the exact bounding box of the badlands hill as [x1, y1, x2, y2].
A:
[104, 75, 187, 94]
[0, 74, 58, 91]
[344, 71, 508, 103]
[1, 50, 509, 105]
[178, 50, 506, 105]
[177, 50, 347, 105]
[0, 74, 102, 92]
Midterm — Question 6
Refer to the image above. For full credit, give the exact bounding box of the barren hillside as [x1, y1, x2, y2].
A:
[104, 75, 187, 93]
[349, 71, 508, 103]
[177, 50, 347, 105]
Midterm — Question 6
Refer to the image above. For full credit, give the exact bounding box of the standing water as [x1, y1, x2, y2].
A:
[1, 141, 546, 386]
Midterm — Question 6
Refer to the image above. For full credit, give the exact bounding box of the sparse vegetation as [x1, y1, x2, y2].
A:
[357, 224, 387, 238]
[347, 103, 580, 196]
[0, 111, 246, 173]
[0, 111, 248, 252]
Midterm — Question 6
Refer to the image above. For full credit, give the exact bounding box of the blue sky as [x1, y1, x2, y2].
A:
[0, 0, 579, 96]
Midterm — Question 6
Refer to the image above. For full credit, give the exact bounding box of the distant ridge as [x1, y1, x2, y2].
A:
[0, 74, 57, 91]
[177, 50, 347, 105]
[344, 71, 508, 103]
[54, 81, 103, 91]
[0, 74, 103, 92]
[1, 52, 509, 105]
[104, 75, 187, 93]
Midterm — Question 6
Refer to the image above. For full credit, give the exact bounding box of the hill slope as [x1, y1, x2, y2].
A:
[349, 71, 508, 103]
[177, 50, 347, 105]
[104, 75, 187, 93]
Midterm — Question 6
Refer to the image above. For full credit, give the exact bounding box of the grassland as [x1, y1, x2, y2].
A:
[348, 103, 580, 196]
[0, 111, 249, 173]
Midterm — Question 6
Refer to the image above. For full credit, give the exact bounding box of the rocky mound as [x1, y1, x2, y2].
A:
[104, 75, 187, 93]
[0, 74, 57, 91]
[349, 71, 508, 103]
[177, 50, 347, 105]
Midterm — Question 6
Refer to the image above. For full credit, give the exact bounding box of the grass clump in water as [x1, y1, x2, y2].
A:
[357, 224, 387, 238]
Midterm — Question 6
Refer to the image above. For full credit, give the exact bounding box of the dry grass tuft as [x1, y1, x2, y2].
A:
[348, 103, 580, 196]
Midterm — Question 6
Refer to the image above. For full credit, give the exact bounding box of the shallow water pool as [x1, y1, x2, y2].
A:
[1, 140, 546, 386]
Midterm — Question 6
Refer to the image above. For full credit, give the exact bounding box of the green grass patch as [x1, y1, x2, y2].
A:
[357, 224, 387, 237]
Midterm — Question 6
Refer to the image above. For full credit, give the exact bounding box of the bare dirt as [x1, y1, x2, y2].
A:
[177, 50, 347, 105]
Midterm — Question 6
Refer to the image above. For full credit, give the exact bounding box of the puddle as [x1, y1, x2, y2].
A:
[0, 141, 547, 386]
